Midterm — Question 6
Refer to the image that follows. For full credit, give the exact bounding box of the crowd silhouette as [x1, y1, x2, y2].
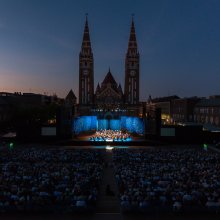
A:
[113, 148, 220, 213]
[1, 146, 220, 214]
[0, 148, 103, 212]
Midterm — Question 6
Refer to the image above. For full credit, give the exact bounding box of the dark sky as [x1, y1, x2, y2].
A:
[0, 0, 220, 100]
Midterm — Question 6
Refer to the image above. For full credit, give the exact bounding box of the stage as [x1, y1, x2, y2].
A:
[73, 129, 145, 145]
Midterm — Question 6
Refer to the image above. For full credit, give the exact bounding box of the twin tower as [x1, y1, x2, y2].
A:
[79, 16, 140, 106]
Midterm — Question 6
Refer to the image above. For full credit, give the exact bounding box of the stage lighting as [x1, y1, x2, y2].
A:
[106, 146, 114, 150]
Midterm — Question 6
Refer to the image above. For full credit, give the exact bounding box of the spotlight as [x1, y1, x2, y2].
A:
[106, 146, 114, 150]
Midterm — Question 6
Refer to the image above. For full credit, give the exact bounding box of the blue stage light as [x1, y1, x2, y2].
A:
[98, 119, 108, 130]
[121, 116, 144, 134]
[73, 116, 98, 134]
[73, 116, 144, 135]
[110, 119, 121, 130]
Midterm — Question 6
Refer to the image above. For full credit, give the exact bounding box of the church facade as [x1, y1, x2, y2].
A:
[77, 16, 141, 119]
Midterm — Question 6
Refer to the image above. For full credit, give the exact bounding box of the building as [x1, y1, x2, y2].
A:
[0, 92, 69, 138]
[75, 16, 142, 131]
[146, 95, 179, 124]
[171, 97, 201, 124]
[194, 96, 220, 127]
[78, 16, 139, 108]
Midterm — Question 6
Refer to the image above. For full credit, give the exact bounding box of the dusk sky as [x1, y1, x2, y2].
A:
[0, 0, 220, 101]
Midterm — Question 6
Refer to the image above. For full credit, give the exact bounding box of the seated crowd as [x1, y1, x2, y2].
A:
[113, 148, 220, 213]
[90, 129, 131, 142]
[0, 148, 103, 212]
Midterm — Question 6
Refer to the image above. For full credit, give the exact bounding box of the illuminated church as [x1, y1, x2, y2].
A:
[73, 16, 143, 134]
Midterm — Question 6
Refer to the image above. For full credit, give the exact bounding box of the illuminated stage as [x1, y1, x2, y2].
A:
[72, 115, 145, 145]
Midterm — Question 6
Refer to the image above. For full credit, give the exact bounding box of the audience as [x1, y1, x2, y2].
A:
[0, 148, 103, 213]
[113, 148, 220, 213]
[1, 145, 220, 214]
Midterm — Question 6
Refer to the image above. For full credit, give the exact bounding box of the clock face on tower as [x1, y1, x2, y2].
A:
[83, 70, 89, 76]
[130, 70, 136, 76]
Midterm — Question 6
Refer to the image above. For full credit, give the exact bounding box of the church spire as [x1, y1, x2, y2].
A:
[81, 14, 92, 52]
[127, 15, 138, 52]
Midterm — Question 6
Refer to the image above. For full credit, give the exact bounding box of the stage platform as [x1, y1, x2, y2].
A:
[68, 132, 145, 146]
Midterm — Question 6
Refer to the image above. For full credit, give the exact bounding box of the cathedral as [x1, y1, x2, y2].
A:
[77, 16, 141, 119]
